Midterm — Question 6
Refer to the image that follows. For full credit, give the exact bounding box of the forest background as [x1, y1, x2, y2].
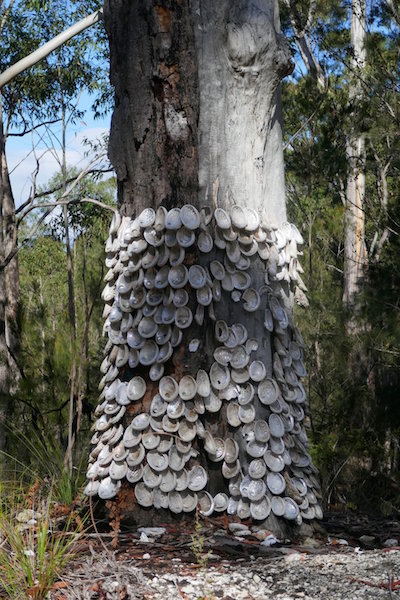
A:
[0, 0, 399, 516]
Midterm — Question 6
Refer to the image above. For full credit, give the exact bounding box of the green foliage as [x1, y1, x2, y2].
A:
[0, 485, 83, 599]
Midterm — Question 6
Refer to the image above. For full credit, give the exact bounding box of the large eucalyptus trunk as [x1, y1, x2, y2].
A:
[343, 0, 367, 334]
[90, 0, 323, 536]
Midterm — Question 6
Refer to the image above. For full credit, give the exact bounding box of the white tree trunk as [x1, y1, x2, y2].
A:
[343, 0, 367, 332]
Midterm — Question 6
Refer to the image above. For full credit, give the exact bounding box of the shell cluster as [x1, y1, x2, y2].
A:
[86, 204, 322, 525]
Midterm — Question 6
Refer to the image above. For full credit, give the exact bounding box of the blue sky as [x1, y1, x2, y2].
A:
[7, 89, 111, 207]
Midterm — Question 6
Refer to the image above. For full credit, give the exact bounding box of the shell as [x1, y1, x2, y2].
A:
[238, 383, 254, 405]
[210, 363, 230, 390]
[214, 208, 231, 230]
[232, 271, 251, 291]
[222, 459, 240, 479]
[167, 398, 185, 419]
[196, 369, 211, 397]
[231, 205, 247, 229]
[248, 459, 266, 480]
[198, 491, 214, 516]
[159, 376, 179, 402]
[182, 490, 198, 513]
[238, 404, 256, 424]
[131, 413, 150, 431]
[214, 493, 229, 512]
[196, 286, 213, 306]
[139, 341, 159, 365]
[169, 245, 185, 266]
[224, 439, 239, 463]
[175, 306, 193, 329]
[176, 227, 195, 248]
[165, 208, 182, 230]
[180, 204, 200, 230]
[226, 402, 241, 427]
[264, 451, 285, 473]
[98, 477, 121, 500]
[188, 465, 208, 491]
[197, 231, 213, 253]
[249, 360, 267, 382]
[168, 265, 188, 289]
[178, 419, 196, 442]
[150, 394, 167, 417]
[250, 497, 271, 520]
[269, 414, 285, 438]
[178, 375, 197, 400]
[242, 288, 261, 312]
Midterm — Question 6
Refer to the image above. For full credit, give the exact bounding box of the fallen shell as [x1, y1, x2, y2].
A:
[188, 465, 208, 491]
[232, 271, 251, 291]
[159, 376, 179, 402]
[198, 491, 214, 516]
[196, 286, 213, 306]
[98, 477, 121, 500]
[180, 204, 200, 230]
[162, 415, 179, 433]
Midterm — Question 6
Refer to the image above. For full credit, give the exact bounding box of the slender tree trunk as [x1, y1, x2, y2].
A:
[343, 0, 367, 334]
[98, 0, 322, 535]
[0, 97, 20, 471]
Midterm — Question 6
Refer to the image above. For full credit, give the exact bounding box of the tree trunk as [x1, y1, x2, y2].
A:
[343, 0, 367, 334]
[0, 99, 20, 472]
[91, 0, 323, 536]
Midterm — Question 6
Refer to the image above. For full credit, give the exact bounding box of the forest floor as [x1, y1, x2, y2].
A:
[47, 511, 400, 600]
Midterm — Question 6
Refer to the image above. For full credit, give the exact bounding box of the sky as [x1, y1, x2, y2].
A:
[7, 90, 112, 208]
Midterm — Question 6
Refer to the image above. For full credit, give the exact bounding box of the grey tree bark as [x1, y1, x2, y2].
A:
[101, 0, 320, 536]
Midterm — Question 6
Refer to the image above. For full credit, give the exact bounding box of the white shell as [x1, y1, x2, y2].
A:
[138, 208, 155, 228]
[188, 265, 207, 289]
[226, 402, 241, 427]
[178, 419, 196, 442]
[210, 363, 230, 390]
[182, 490, 198, 512]
[222, 459, 240, 479]
[139, 341, 159, 365]
[232, 271, 251, 291]
[131, 413, 150, 431]
[150, 394, 167, 417]
[248, 459, 266, 480]
[269, 414, 285, 437]
[248, 479, 267, 502]
[196, 370, 211, 397]
[230, 346, 249, 369]
[175, 306, 193, 329]
[210, 260, 225, 281]
[242, 288, 261, 312]
[264, 451, 285, 473]
[254, 420, 270, 443]
[250, 497, 271, 520]
[98, 477, 121, 500]
[231, 205, 247, 229]
[159, 376, 179, 402]
[238, 383, 254, 405]
[244, 208, 260, 231]
[188, 465, 207, 491]
[180, 204, 200, 229]
[168, 265, 188, 289]
[138, 316, 157, 338]
[198, 491, 214, 516]
[197, 231, 213, 253]
[196, 286, 213, 306]
[238, 404, 256, 424]
[214, 492, 229, 512]
[271, 496, 286, 516]
[284, 497, 300, 520]
[165, 207, 182, 230]
[214, 208, 231, 230]
[135, 482, 154, 507]
[249, 361, 267, 382]
[176, 227, 195, 248]
[178, 375, 197, 400]
[167, 398, 185, 419]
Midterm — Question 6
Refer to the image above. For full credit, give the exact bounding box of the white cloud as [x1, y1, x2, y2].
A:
[7, 122, 111, 208]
